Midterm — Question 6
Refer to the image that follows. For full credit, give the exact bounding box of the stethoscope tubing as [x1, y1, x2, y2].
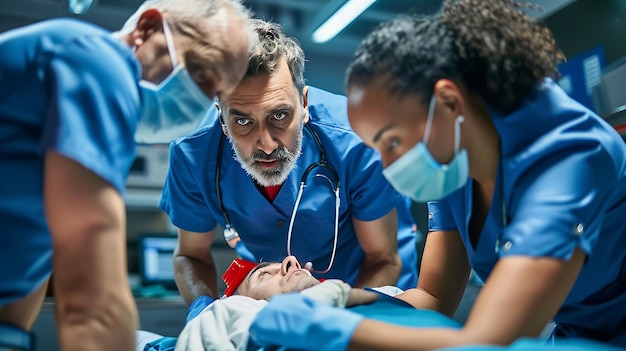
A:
[216, 122, 341, 273]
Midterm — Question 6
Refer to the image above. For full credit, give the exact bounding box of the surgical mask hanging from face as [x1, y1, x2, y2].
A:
[135, 19, 214, 144]
[382, 95, 469, 202]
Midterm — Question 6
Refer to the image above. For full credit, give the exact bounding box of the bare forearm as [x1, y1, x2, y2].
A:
[56, 291, 137, 351]
[174, 255, 219, 304]
[44, 152, 138, 350]
[353, 253, 402, 288]
[53, 226, 137, 351]
[395, 288, 451, 315]
[352, 210, 403, 288]
[350, 253, 588, 350]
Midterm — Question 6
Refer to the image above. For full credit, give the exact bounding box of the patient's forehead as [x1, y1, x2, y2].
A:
[237, 261, 280, 294]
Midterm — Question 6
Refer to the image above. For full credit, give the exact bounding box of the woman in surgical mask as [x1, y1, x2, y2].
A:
[247, 0, 626, 350]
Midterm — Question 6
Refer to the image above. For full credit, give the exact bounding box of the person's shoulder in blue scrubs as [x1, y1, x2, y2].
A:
[0, 17, 140, 350]
[244, 0, 626, 350]
[159, 18, 419, 308]
[0, 1, 253, 349]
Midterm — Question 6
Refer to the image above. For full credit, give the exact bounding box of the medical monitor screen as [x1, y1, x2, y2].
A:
[138, 235, 177, 288]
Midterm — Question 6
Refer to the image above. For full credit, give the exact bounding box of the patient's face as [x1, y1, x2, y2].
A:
[237, 256, 320, 300]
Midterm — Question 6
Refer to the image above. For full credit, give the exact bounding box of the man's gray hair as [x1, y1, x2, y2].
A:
[246, 19, 306, 100]
[119, 0, 256, 53]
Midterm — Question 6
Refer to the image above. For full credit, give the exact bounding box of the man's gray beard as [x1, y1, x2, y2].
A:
[229, 125, 303, 187]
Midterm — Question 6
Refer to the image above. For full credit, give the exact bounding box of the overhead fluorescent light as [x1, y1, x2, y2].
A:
[312, 0, 377, 44]
[68, 0, 95, 14]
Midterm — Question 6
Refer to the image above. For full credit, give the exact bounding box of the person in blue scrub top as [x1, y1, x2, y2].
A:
[0, 0, 254, 349]
[159, 19, 419, 308]
[248, 0, 626, 350]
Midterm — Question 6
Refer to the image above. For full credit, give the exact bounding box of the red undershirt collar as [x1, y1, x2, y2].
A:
[255, 183, 282, 202]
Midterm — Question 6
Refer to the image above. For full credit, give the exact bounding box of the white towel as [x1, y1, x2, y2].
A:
[174, 280, 356, 351]
[175, 295, 267, 351]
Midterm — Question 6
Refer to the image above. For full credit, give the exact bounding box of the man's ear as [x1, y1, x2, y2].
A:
[216, 102, 229, 135]
[220, 117, 229, 136]
[302, 85, 310, 124]
[131, 8, 164, 48]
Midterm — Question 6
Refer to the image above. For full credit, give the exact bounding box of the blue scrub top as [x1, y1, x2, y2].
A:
[159, 87, 418, 289]
[428, 79, 626, 345]
[0, 18, 141, 305]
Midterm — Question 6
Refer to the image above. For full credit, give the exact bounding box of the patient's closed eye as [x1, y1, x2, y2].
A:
[257, 266, 280, 280]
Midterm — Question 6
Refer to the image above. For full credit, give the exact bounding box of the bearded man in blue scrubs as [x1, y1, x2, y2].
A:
[159, 19, 419, 307]
[0, 1, 254, 349]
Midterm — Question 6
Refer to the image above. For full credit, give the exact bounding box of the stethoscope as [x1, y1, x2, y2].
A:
[216, 122, 341, 273]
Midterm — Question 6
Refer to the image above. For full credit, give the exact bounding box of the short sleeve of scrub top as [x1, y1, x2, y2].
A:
[427, 200, 457, 232]
[499, 144, 616, 260]
[427, 141, 616, 259]
[159, 136, 218, 233]
[40, 25, 140, 193]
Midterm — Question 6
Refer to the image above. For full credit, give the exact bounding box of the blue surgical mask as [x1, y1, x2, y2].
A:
[135, 20, 214, 144]
[382, 95, 469, 202]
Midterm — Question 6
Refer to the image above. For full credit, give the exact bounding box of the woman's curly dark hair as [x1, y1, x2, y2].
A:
[345, 0, 565, 115]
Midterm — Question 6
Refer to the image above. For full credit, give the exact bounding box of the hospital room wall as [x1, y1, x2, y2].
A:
[544, 0, 626, 68]
[303, 51, 351, 96]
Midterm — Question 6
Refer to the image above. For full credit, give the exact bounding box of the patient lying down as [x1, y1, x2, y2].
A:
[143, 256, 624, 351]
[171, 255, 400, 351]
[229, 255, 389, 304]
